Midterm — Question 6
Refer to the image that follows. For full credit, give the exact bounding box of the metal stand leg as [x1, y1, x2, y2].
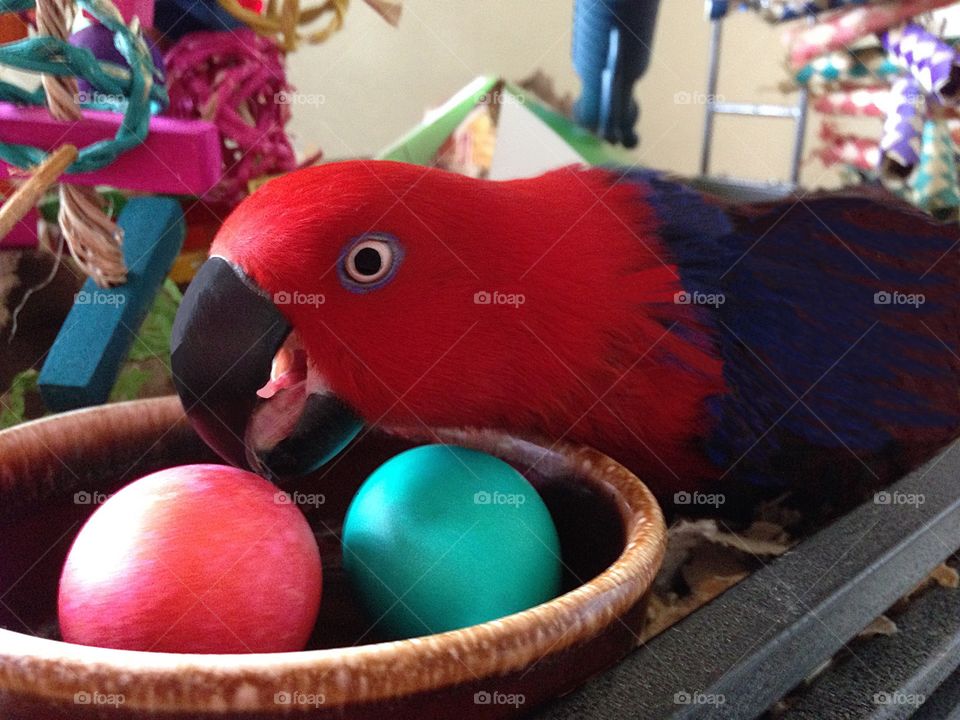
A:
[700, 16, 810, 186]
[700, 20, 723, 176]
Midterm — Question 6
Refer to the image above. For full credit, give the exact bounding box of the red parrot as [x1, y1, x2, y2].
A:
[171, 161, 960, 507]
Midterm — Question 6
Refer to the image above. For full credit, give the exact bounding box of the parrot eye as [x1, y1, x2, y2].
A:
[339, 234, 402, 292]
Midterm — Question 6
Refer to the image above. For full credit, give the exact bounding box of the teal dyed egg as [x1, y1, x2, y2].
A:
[342, 444, 562, 639]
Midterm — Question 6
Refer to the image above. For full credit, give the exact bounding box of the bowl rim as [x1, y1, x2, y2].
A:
[0, 397, 667, 712]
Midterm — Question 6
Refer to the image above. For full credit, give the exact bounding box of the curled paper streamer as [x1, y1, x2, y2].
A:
[948, 117, 960, 148]
[785, 0, 958, 69]
[794, 49, 901, 89]
[759, 0, 871, 23]
[879, 76, 924, 179]
[706, 0, 872, 21]
[912, 117, 960, 213]
[817, 122, 880, 171]
[882, 23, 960, 103]
[813, 86, 888, 116]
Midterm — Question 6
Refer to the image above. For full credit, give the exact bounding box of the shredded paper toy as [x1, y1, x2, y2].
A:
[719, 0, 960, 218]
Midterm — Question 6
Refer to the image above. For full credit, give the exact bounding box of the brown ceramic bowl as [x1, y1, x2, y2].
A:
[0, 396, 666, 719]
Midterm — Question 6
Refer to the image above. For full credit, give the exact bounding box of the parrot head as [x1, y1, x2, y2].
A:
[171, 161, 723, 488]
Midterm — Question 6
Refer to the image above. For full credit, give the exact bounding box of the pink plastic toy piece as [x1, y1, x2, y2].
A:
[0, 103, 222, 196]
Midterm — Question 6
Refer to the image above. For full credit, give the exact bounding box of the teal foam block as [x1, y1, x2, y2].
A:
[39, 197, 185, 412]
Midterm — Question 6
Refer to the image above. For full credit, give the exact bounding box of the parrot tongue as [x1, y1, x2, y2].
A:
[256, 332, 308, 401]
[244, 330, 363, 479]
[247, 332, 312, 458]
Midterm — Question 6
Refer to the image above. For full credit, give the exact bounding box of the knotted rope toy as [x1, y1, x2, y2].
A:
[0, 0, 164, 285]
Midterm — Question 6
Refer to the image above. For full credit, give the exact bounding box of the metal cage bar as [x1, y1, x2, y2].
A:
[699, 19, 810, 185]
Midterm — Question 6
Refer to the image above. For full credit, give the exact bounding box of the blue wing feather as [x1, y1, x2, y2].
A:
[625, 171, 960, 491]
[710, 194, 960, 488]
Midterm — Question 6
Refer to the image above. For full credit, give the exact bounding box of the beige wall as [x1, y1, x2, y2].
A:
[287, 2, 856, 188]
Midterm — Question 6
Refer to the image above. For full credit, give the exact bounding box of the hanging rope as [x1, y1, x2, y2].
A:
[35, 0, 126, 286]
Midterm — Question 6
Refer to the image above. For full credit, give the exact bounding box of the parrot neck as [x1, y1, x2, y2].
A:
[437, 167, 732, 495]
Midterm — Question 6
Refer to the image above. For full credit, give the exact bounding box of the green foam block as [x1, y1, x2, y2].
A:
[39, 197, 185, 412]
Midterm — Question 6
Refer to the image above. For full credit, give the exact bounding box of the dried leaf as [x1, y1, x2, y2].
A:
[743, 519, 791, 544]
[709, 526, 792, 557]
[644, 515, 798, 640]
[859, 615, 897, 638]
[516, 69, 574, 117]
[907, 562, 960, 598]
[681, 544, 751, 592]
[362, 0, 401, 26]
[653, 519, 719, 593]
[931, 563, 959, 588]
[756, 494, 804, 530]
[668, 518, 792, 557]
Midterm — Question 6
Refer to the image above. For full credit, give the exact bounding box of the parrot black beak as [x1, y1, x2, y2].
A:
[171, 256, 364, 479]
